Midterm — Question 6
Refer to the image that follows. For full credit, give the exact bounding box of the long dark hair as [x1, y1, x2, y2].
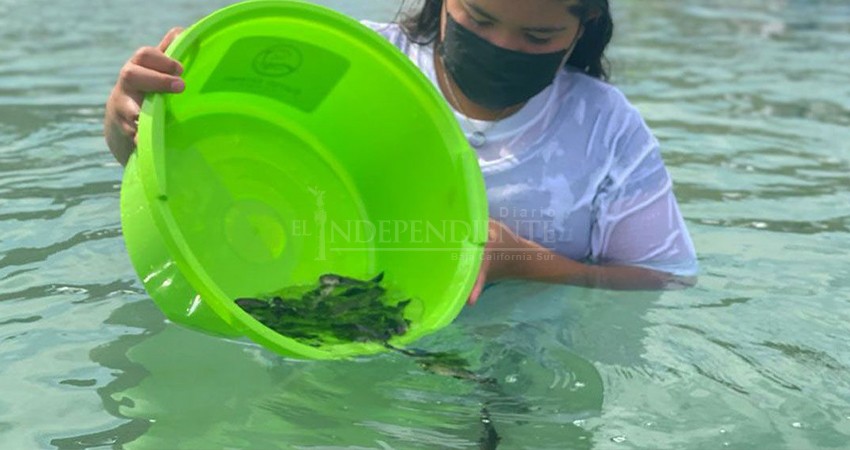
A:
[399, 0, 614, 81]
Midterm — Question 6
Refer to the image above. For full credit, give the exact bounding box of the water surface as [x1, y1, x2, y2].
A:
[1, 0, 849, 448]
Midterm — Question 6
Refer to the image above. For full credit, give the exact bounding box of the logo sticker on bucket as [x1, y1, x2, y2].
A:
[252, 45, 303, 77]
[203, 37, 350, 113]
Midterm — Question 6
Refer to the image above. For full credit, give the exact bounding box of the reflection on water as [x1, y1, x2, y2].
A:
[62, 282, 603, 449]
[1, 0, 849, 449]
[49, 304, 158, 449]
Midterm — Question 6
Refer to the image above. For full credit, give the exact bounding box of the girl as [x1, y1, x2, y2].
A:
[103, 0, 698, 304]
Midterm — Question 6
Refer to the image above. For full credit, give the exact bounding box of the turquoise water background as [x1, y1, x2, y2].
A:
[1, 0, 849, 448]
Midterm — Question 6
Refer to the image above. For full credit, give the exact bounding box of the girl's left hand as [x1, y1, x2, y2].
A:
[467, 219, 524, 305]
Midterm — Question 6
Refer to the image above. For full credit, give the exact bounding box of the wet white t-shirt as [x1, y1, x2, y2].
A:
[363, 21, 698, 276]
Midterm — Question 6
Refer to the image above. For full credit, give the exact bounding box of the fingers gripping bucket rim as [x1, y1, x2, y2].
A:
[121, 0, 489, 359]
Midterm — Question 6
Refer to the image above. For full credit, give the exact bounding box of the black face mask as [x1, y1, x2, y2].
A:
[437, 12, 575, 110]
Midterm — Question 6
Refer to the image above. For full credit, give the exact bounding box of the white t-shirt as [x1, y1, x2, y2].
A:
[363, 21, 698, 277]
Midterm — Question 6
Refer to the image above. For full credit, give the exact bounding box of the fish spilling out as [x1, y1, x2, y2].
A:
[235, 271, 503, 448]
[235, 272, 409, 346]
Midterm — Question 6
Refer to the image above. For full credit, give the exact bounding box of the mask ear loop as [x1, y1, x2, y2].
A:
[438, 0, 449, 50]
[558, 24, 585, 70]
[435, 1, 451, 93]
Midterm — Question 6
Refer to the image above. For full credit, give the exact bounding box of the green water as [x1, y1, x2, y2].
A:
[1, 0, 849, 448]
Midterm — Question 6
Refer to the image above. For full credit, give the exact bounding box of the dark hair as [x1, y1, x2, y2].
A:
[399, 0, 614, 81]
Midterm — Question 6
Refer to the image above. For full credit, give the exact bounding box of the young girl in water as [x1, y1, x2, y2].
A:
[103, 0, 698, 304]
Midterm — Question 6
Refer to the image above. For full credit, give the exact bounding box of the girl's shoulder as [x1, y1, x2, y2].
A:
[549, 69, 661, 177]
[555, 67, 639, 121]
[359, 20, 413, 52]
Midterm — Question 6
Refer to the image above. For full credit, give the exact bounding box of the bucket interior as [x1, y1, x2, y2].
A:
[139, 1, 487, 357]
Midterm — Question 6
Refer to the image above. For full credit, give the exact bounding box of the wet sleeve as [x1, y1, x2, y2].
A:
[590, 104, 699, 276]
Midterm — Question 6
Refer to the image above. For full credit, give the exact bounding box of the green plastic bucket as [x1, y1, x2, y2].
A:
[120, 0, 488, 359]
